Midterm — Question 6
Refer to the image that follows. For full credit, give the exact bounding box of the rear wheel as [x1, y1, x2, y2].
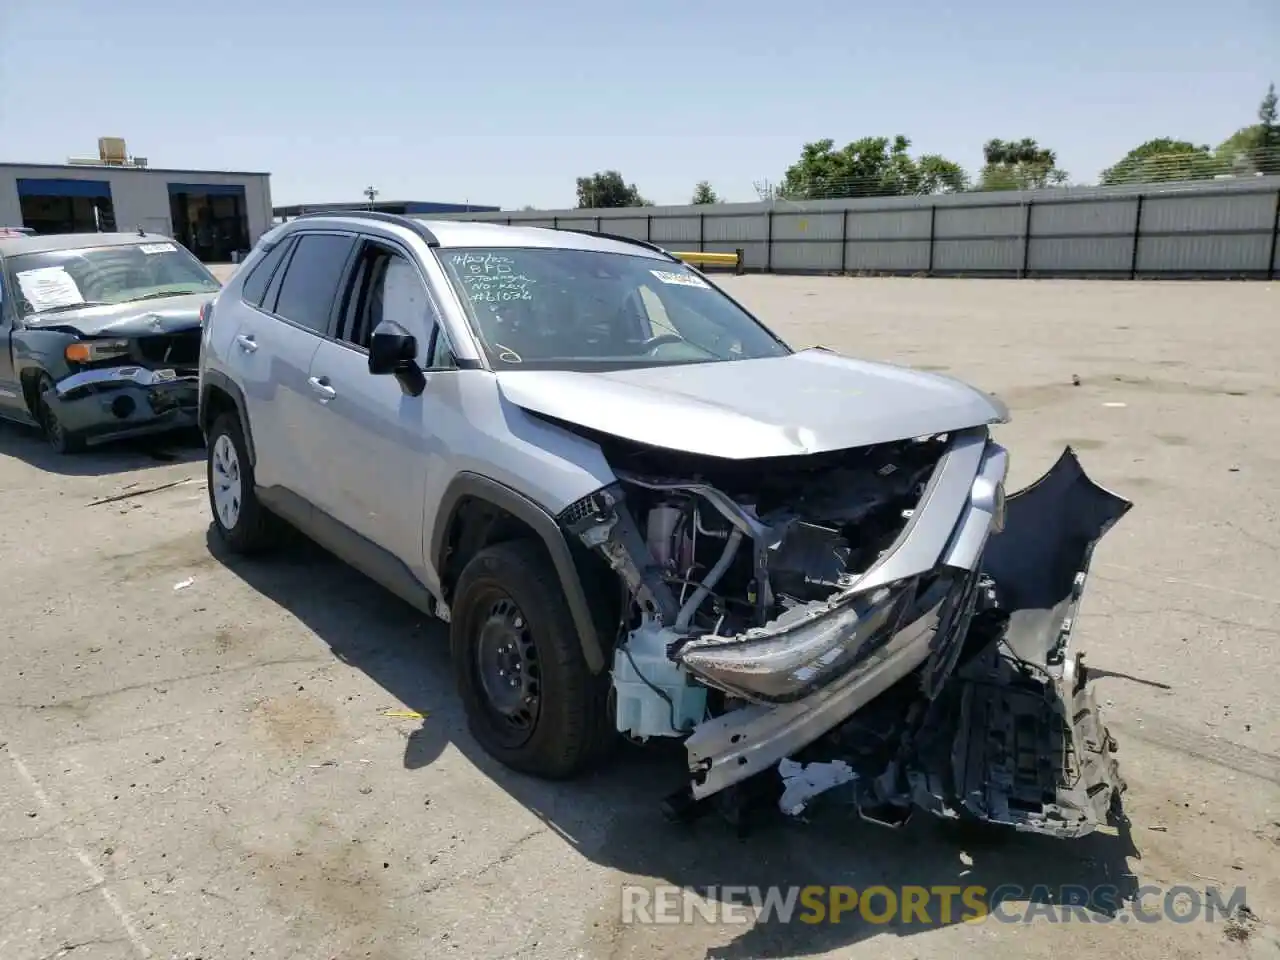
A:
[451, 539, 613, 778]
[206, 412, 279, 554]
[34, 373, 85, 454]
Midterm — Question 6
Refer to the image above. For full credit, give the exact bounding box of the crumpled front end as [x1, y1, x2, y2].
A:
[42, 327, 202, 443]
[560, 425, 1131, 840]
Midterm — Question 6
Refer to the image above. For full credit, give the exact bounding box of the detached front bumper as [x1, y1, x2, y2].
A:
[46, 366, 199, 444]
[680, 446, 1133, 839]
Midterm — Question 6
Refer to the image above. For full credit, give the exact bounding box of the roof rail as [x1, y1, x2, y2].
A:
[556, 229, 680, 262]
[288, 209, 439, 246]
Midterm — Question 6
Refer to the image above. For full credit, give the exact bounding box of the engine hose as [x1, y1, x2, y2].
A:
[675, 527, 743, 632]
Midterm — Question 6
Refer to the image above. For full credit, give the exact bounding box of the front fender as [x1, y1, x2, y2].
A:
[13, 329, 76, 383]
[431, 472, 607, 674]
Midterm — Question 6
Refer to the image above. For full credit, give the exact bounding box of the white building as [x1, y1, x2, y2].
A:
[0, 141, 272, 262]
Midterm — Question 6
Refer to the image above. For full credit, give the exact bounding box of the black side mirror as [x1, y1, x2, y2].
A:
[368, 321, 426, 396]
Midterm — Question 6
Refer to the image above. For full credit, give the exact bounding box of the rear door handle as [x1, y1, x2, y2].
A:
[308, 375, 337, 401]
[236, 334, 258, 353]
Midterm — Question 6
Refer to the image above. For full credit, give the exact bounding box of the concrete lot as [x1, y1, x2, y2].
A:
[2, 275, 1278, 960]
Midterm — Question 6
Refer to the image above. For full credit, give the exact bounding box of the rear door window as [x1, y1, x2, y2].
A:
[271, 233, 357, 334]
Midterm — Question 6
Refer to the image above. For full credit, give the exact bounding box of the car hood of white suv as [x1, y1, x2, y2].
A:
[493, 347, 1009, 459]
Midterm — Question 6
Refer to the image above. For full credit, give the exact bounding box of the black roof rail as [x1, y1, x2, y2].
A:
[288, 209, 439, 246]
[556, 228, 680, 262]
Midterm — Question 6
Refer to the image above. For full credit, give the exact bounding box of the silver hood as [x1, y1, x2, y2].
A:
[496, 347, 1009, 458]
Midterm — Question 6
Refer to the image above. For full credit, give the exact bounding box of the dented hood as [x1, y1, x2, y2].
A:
[496, 348, 1009, 458]
[23, 292, 213, 337]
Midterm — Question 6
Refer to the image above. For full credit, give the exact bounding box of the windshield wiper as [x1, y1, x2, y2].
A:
[29, 301, 110, 316]
[124, 289, 211, 303]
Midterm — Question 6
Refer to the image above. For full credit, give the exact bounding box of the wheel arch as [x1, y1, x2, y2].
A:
[200, 371, 256, 466]
[18, 365, 50, 419]
[432, 473, 609, 674]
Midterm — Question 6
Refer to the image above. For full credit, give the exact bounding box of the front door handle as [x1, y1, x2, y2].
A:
[308, 375, 337, 401]
[236, 334, 258, 353]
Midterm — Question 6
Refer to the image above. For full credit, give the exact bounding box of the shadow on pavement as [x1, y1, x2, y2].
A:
[210, 528, 1143, 959]
[0, 420, 204, 477]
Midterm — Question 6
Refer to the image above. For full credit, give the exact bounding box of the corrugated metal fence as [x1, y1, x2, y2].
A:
[429, 176, 1280, 279]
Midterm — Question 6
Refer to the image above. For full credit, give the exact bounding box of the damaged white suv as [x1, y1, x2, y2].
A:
[199, 212, 1132, 838]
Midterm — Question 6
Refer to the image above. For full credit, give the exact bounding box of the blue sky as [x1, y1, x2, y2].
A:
[1, 0, 1275, 209]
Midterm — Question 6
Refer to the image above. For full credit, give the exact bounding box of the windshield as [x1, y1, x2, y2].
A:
[7, 241, 220, 318]
[439, 247, 791, 370]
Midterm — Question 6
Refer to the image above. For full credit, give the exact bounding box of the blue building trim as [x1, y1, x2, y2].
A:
[167, 182, 248, 197]
[17, 177, 113, 199]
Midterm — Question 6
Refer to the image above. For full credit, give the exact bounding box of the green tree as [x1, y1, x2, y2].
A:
[575, 170, 649, 208]
[915, 154, 970, 195]
[978, 138, 1068, 191]
[1100, 139, 1216, 185]
[691, 180, 721, 204]
[1216, 83, 1280, 175]
[778, 136, 968, 199]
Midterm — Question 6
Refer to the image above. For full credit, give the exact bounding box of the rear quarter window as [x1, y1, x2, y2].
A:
[240, 238, 294, 308]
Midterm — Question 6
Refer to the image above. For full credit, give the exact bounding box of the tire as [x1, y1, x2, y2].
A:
[206, 412, 279, 554]
[451, 539, 614, 779]
[34, 373, 85, 454]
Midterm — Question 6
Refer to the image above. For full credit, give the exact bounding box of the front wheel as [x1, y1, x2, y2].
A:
[34, 373, 85, 454]
[206, 413, 279, 554]
[450, 539, 613, 779]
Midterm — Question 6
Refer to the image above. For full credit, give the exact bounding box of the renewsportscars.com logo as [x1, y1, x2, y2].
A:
[620, 883, 1251, 926]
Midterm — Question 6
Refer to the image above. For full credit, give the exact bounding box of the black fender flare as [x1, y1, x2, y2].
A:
[432, 473, 606, 674]
[199, 371, 256, 466]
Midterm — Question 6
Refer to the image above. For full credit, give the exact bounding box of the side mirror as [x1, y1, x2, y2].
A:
[368, 321, 426, 396]
[369, 322, 417, 374]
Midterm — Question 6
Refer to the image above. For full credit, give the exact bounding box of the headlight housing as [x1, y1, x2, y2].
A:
[675, 582, 912, 703]
[65, 339, 130, 364]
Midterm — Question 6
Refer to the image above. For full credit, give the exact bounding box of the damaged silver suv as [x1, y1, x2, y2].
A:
[199, 212, 1133, 839]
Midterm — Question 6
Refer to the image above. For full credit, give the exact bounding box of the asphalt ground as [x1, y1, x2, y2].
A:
[1, 272, 1276, 959]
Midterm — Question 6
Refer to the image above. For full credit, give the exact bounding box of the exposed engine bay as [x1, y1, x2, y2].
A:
[559, 425, 1133, 840]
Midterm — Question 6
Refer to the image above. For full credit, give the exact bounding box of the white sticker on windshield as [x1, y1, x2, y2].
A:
[16, 266, 85, 312]
[650, 269, 708, 288]
[139, 242, 177, 254]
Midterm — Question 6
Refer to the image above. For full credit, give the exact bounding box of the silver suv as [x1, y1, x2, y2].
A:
[198, 212, 1132, 837]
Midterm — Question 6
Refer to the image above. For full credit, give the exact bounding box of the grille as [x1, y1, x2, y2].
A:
[132, 331, 201, 367]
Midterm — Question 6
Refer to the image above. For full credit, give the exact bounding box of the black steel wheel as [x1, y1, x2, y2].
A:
[473, 593, 542, 746]
[450, 539, 613, 778]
